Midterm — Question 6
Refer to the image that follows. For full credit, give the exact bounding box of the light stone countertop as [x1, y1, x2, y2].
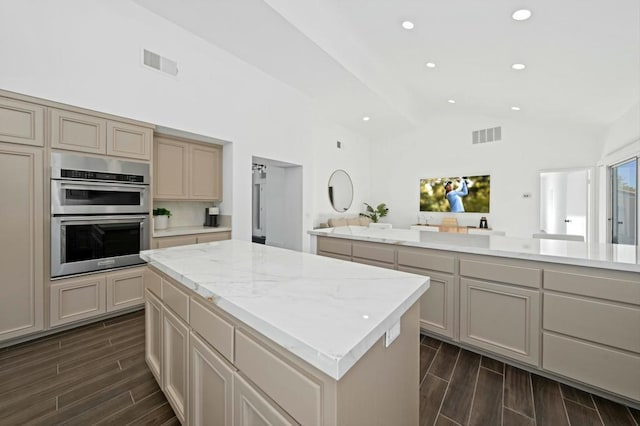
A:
[140, 240, 429, 380]
[308, 226, 640, 273]
[153, 225, 232, 238]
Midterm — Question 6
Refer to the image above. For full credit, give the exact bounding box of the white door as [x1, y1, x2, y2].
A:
[540, 169, 590, 240]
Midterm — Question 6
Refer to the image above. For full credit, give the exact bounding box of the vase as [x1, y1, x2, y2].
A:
[154, 215, 169, 230]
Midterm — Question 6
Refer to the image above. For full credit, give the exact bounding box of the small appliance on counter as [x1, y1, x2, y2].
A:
[479, 216, 488, 229]
[205, 207, 220, 227]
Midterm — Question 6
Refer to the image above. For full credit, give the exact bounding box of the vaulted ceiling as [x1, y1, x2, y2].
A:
[133, 0, 640, 138]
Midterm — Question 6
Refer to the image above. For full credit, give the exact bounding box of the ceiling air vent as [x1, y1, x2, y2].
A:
[472, 126, 502, 145]
[142, 49, 178, 76]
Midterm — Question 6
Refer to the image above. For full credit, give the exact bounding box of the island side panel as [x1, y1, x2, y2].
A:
[336, 301, 420, 426]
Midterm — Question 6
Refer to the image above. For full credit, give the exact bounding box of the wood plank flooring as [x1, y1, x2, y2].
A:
[1, 310, 638, 425]
[419, 335, 640, 426]
[0, 310, 176, 425]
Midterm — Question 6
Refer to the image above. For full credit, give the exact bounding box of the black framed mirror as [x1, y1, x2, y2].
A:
[328, 170, 354, 212]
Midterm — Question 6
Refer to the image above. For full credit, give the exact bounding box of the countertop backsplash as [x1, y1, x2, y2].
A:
[153, 201, 230, 228]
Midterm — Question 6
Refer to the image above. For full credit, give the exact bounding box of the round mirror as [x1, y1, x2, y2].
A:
[328, 170, 354, 212]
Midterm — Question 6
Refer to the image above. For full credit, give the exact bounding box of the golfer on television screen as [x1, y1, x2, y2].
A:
[444, 178, 468, 212]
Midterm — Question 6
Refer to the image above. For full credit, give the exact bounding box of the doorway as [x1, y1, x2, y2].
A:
[611, 157, 637, 245]
[251, 156, 303, 251]
[539, 168, 592, 241]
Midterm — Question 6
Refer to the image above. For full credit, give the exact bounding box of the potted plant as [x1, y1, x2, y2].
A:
[359, 203, 389, 223]
[153, 207, 172, 230]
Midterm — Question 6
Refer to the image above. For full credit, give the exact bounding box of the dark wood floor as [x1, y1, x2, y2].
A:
[0, 310, 176, 425]
[2, 310, 639, 425]
[419, 335, 640, 426]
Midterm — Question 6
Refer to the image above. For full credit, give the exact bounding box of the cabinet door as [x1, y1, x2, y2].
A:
[154, 137, 188, 200]
[197, 232, 231, 244]
[234, 373, 297, 426]
[163, 306, 189, 424]
[0, 96, 45, 146]
[50, 108, 106, 154]
[145, 289, 163, 387]
[155, 235, 198, 249]
[0, 144, 43, 341]
[106, 120, 152, 160]
[106, 267, 145, 312]
[189, 143, 222, 200]
[50, 275, 106, 327]
[398, 266, 455, 339]
[190, 332, 234, 426]
[460, 278, 540, 366]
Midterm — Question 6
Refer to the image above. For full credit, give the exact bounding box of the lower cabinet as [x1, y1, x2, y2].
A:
[234, 373, 297, 426]
[190, 332, 234, 426]
[107, 268, 145, 312]
[145, 290, 163, 386]
[459, 278, 540, 366]
[50, 275, 107, 327]
[154, 232, 231, 249]
[163, 306, 190, 425]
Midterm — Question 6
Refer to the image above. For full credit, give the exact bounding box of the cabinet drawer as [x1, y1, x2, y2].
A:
[106, 120, 152, 161]
[543, 332, 640, 401]
[397, 248, 455, 274]
[0, 96, 44, 146]
[543, 293, 640, 353]
[106, 268, 145, 312]
[162, 279, 189, 322]
[50, 275, 106, 327]
[352, 257, 395, 269]
[352, 241, 395, 264]
[460, 278, 540, 366]
[318, 251, 351, 262]
[460, 258, 541, 288]
[144, 267, 162, 298]
[317, 236, 351, 256]
[196, 232, 231, 244]
[235, 329, 321, 426]
[190, 298, 234, 362]
[544, 269, 640, 305]
[50, 108, 106, 154]
[155, 235, 198, 249]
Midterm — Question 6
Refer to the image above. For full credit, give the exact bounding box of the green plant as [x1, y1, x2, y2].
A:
[359, 203, 389, 223]
[153, 207, 172, 218]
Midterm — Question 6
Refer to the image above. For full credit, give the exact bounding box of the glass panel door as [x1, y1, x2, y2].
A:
[612, 158, 637, 244]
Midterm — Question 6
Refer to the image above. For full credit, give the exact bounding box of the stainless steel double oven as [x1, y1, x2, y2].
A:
[50, 153, 150, 278]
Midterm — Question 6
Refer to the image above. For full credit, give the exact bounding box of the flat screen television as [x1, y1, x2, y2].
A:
[419, 175, 490, 213]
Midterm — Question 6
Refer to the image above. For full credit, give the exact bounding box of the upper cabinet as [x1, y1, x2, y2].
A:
[154, 136, 222, 201]
[0, 96, 45, 147]
[49, 107, 153, 160]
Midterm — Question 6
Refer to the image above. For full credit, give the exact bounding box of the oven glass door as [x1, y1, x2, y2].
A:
[51, 180, 150, 215]
[51, 215, 149, 278]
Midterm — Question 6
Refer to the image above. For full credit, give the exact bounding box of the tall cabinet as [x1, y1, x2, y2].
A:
[0, 142, 44, 341]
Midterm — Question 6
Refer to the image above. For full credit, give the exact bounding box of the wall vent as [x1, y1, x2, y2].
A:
[472, 126, 502, 144]
[142, 49, 178, 76]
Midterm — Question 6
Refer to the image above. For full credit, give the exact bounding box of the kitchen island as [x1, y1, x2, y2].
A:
[309, 226, 640, 406]
[141, 240, 429, 425]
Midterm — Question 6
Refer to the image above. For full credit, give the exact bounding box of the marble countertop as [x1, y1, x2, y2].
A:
[308, 226, 640, 273]
[140, 240, 429, 380]
[153, 226, 232, 238]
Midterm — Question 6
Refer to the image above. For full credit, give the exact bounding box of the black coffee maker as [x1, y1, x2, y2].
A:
[479, 216, 488, 229]
[204, 207, 219, 227]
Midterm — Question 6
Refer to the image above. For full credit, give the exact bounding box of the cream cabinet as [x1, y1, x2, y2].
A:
[0, 96, 45, 147]
[154, 136, 222, 201]
[107, 120, 152, 160]
[163, 305, 190, 425]
[153, 231, 231, 249]
[0, 143, 44, 342]
[50, 108, 107, 154]
[190, 332, 234, 426]
[50, 275, 107, 327]
[233, 373, 297, 426]
[196, 232, 232, 244]
[106, 267, 145, 312]
[145, 289, 163, 386]
[459, 278, 540, 366]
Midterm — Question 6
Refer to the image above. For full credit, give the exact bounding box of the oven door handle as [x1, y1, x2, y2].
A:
[59, 182, 148, 192]
[57, 215, 148, 224]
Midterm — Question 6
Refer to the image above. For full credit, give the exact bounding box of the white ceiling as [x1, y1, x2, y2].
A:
[133, 0, 640, 138]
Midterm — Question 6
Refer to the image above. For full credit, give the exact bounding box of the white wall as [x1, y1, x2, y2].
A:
[370, 114, 603, 238]
[0, 0, 370, 251]
[602, 103, 640, 157]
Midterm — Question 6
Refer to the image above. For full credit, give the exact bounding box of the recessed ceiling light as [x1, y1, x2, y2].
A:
[512, 9, 532, 21]
[448, 99, 456, 104]
[512, 63, 526, 70]
[511, 106, 521, 111]
[362, 116, 371, 121]
[401, 21, 414, 30]
[425, 62, 436, 68]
